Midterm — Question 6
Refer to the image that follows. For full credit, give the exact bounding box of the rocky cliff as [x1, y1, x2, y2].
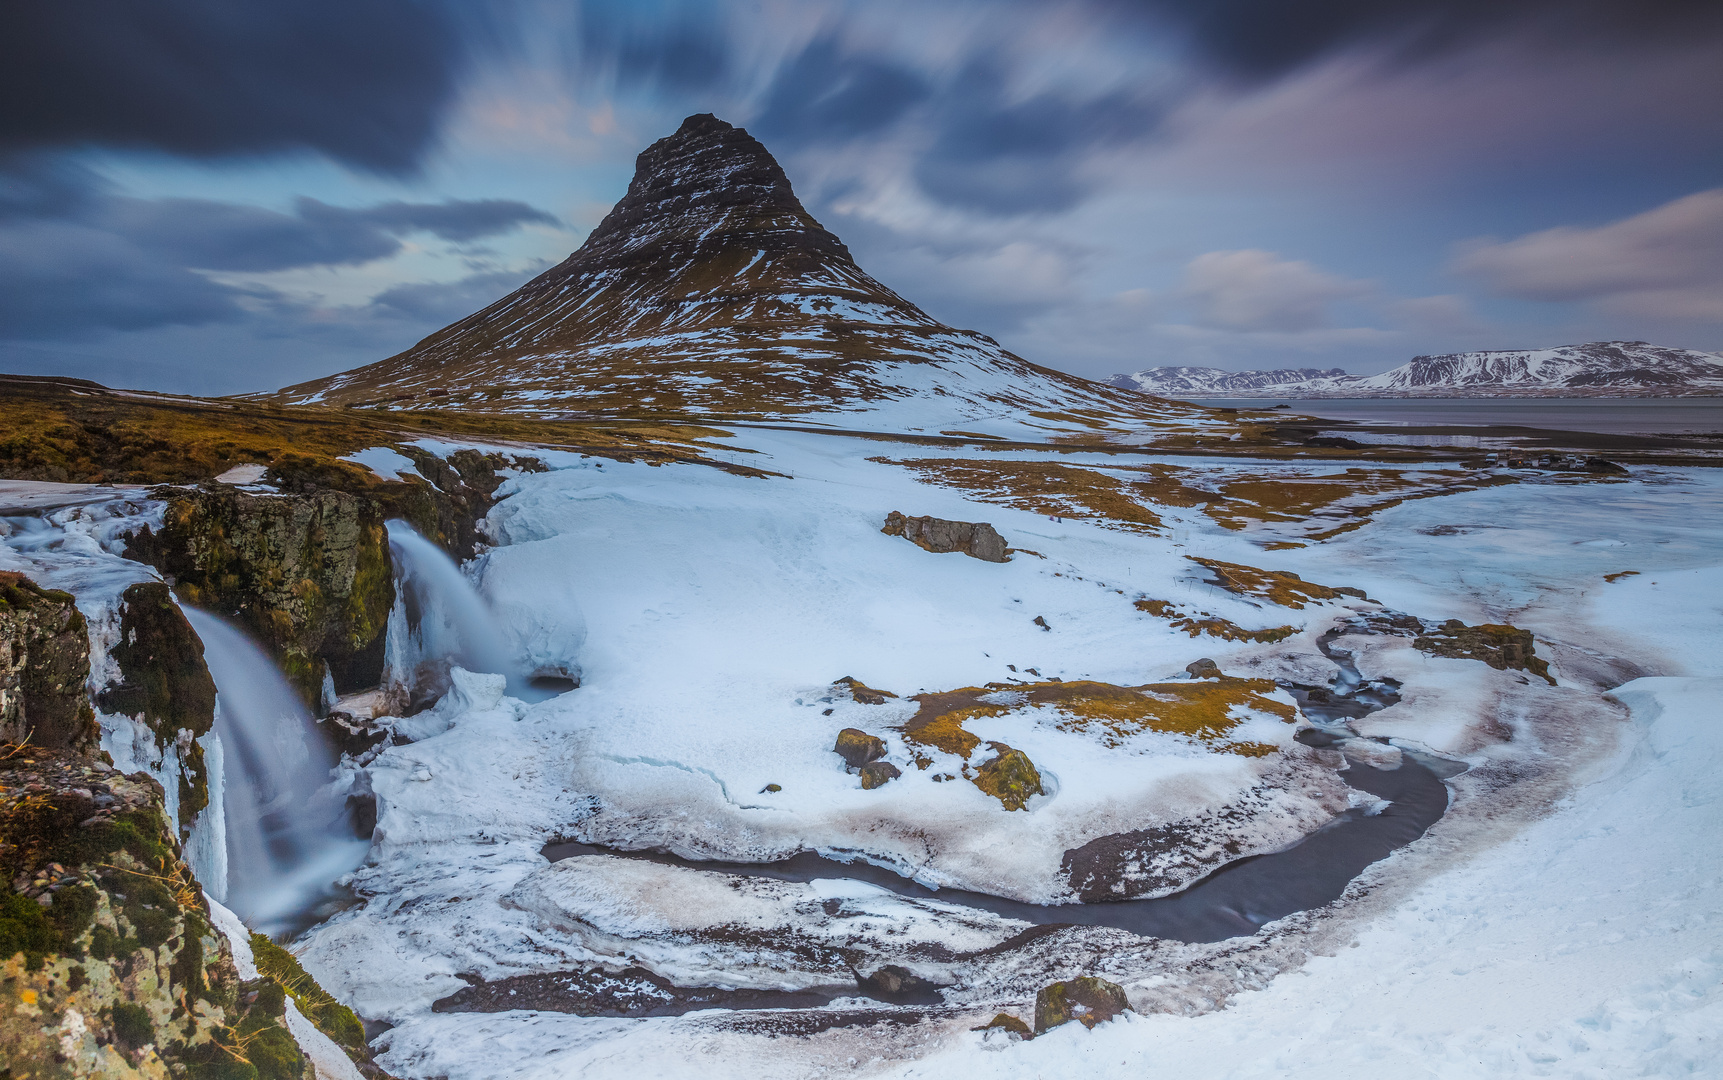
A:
[0, 572, 95, 754]
[0, 570, 387, 1080]
[122, 490, 394, 709]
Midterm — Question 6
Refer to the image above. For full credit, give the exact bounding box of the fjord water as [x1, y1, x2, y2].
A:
[183, 608, 368, 935]
[1201, 397, 1723, 435]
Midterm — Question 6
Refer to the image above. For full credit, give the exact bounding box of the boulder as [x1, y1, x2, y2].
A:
[834, 727, 887, 769]
[881, 511, 1009, 563]
[973, 743, 1043, 811]
[1034, 976, 1131, 1033]
[1185, 657, 1221, 679]
[859, 760, 901, 789]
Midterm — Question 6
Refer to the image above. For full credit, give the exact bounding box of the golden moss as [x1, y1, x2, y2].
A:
[902, 677, 1294, 760]
[0, 374, 751, 487]
[1133, 597, 1298, 643]
[1190, 557, 1367, 609]
[871, 458, 1186, 532]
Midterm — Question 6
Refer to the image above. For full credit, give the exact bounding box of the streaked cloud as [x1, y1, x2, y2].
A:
[1455, 188, 1723, 321]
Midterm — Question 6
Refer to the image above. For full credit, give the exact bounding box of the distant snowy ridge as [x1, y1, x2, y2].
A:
[1110, 341, 1723, 398]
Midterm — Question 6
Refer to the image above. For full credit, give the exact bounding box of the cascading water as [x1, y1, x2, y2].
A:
[384, 520, 546, 700]
[183, 609, 368, 935]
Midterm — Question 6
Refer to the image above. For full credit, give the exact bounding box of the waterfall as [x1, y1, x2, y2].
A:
[183, 609, 368, 935]
[384, 520, 524, 699]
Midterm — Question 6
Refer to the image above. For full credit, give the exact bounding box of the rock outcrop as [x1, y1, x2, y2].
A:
[881, 512, 1009, 563]
[0, 572, 94, 752]
[124, 488, 395, 707]
[96, 582, 219, 835]
[1413, 619, 1556, 684]
[1033, 976, 1130, 1033]
[1, 599, 390, 1079]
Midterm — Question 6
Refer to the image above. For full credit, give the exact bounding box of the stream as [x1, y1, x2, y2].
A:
[542, 627, 1460, 950]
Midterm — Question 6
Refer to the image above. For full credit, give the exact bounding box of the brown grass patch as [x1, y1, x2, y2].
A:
[1190, 557, 1367, 609]
[1133, 598, 1298, 643]
[902, 677, 1294, 759]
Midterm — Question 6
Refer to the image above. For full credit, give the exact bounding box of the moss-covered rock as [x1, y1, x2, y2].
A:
[833, 728, 886, 769]
[249, 934, 368, 1053]
[1413, 619, 1556, 685]
[123, 488, 395, 707]
[0, 747, 308, 1080]
[0, 571, 94, 752]
[973, 744, 1043, 811]
[97, 581, 219, 832]
[975, 1012, 1033, 1038]
[1033, 976, 1130, 1033]
[858, 760, 901, 789]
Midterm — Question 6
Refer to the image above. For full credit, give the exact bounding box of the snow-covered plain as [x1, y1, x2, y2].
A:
[275, 428, 1722, 1079]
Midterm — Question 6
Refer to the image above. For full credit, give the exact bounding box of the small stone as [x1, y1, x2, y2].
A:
[1033, 615, 1051, 631]
[858, 761, 901, 789]
[1186, 658, 1221, 679]
[1034, 976, 1130, 1033]
[833, 728, 887, 769]
[974, 1013, 1033, 1038]
[761, 783, 782, 793]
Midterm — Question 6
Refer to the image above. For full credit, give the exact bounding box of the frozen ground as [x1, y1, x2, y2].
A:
[275, 428, 1722, 1078]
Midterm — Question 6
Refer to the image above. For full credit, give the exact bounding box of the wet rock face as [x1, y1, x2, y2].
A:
[97, 582, 218, 831]
[973, 744, 1043, 811]
[124, 487, 395, 706]
[0, 572, 94, 752]
[1033, 976, 1130, 1033]
[388, 447, 543, 562]
[1413, 619, 1556, 685]
[881, 511, 1009, 563]
[834, 728, 887, 769]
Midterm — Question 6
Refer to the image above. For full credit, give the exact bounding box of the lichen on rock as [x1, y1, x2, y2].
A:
[858, 760, 901, 789]
[972, 744, 1043, 811]
[1413, 619, 1556, 684]
[1032, 975, 1130, 1033]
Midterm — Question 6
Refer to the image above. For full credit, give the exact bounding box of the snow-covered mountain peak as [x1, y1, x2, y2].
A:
[1110, 341, 1723, 398]
[269, 114, 1189, 437]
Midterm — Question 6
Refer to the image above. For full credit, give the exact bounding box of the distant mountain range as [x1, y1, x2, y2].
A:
[1109, 342, 1723, 398]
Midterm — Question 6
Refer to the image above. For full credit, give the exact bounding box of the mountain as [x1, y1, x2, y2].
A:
[1106, 366, 1347, 394]
[1111, 342, 1723, 398]
[271, 114, 1184, 437]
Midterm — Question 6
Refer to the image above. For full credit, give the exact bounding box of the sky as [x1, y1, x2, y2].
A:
[3, 0, 1722, 395]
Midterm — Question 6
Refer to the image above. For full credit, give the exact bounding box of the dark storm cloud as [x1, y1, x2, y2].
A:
[0, 0, 482, 174]
[914, 64, 1162, 215]
[0, 221, 244, 337]
[1116, 0, 1723, 79]
[100, 196, 559, 274]
[0, 187, 559, 337]
[752, 38, 932, 144]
